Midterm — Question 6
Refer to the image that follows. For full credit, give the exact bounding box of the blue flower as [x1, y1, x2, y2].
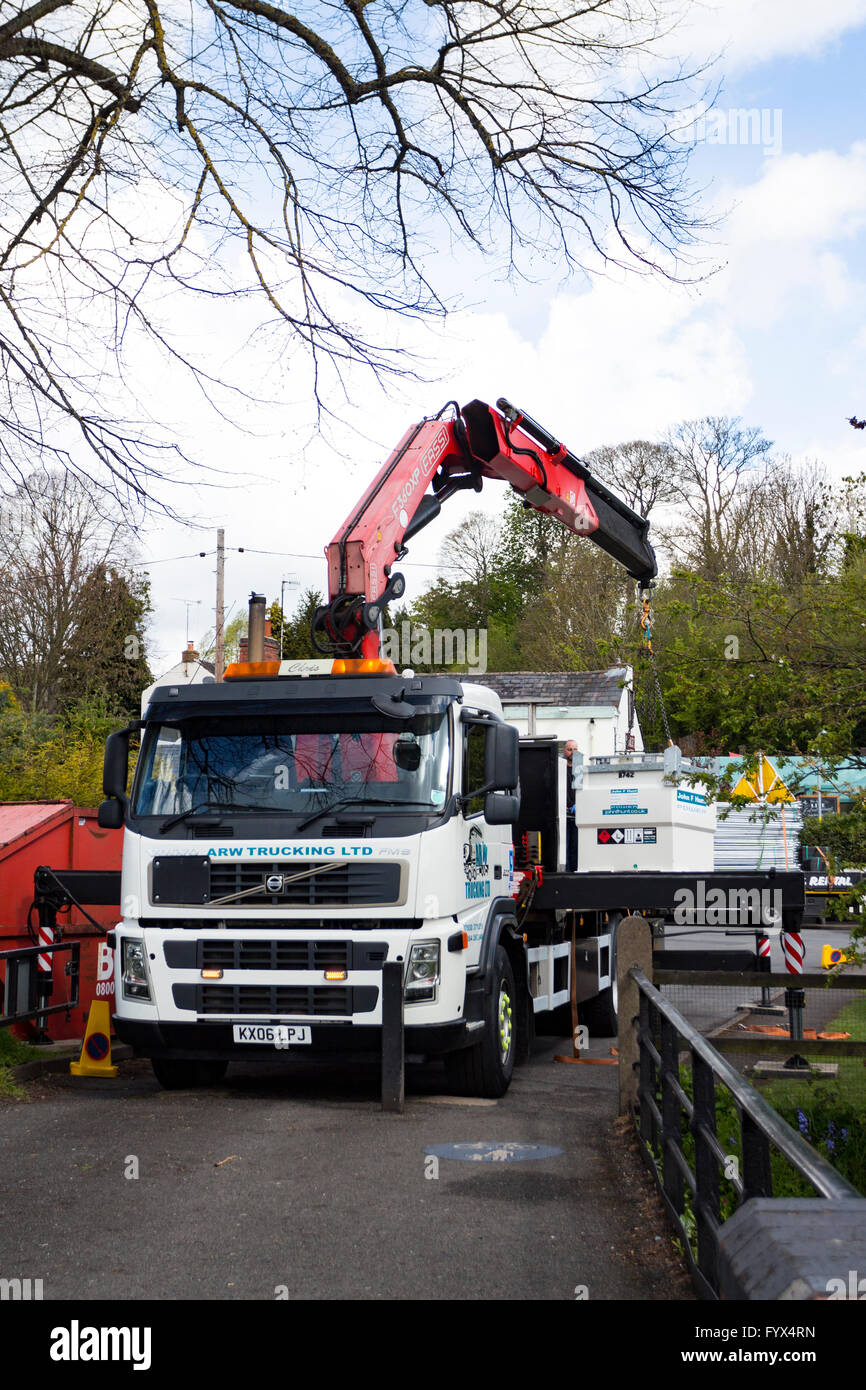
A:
[797, 1109, 809, 1137]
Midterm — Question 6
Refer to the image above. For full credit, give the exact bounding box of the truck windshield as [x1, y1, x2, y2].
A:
[132, 710, 450, 820]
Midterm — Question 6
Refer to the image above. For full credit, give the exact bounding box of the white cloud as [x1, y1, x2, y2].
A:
[728, 144, 866, 248]
[700, 143, 866, 328]
[675, 0, 866, 72]
[437, 280, 751, 451]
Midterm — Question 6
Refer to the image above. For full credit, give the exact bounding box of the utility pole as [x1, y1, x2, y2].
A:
[215, 528, 225, 681]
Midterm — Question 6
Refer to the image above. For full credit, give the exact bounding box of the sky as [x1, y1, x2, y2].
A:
[132, 0, 866, 674]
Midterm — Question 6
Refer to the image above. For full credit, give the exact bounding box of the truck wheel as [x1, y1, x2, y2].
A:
[151, 1059, 228, 1090]
[446, 946, 516, 1098]
[581, 915, 621, 1039]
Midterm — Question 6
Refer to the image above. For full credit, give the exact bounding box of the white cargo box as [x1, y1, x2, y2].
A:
[572, 750, 716, 873]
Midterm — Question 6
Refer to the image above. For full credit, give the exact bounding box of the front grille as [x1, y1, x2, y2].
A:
[201, 985, 350, 1016]
[163, 938, 389, 972]
[207, 861, 401, 907]
[182, 984, 378, 1017]
[201, 939, 351, 972]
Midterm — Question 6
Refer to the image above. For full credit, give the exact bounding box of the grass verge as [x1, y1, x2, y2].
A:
[0, 1029, 43, 1099]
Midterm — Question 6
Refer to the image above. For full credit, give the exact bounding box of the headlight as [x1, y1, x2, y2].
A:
[405, 941, 440, 1003]
[121, 938, 152, 1002]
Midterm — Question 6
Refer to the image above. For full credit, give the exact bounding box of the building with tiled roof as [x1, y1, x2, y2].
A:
[467, 666, 641, 756]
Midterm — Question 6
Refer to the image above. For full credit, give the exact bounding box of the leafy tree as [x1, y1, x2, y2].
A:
[0, 470, 149, 714]
[0, 680, 19, 713]
[800, 796, 866, 962]
[583, 440, 684, 518]
[199, 611, 246, 668]
[661, 416, 773, 578]
[57, 568, 152, 716]
[0, 697, 122, 805]
[407, 493, 643, 672]
[641, 554, 866, 755]
[269, 589, 324, 660]
[408, 507, 525, 667]
[802, 802, 866, 868]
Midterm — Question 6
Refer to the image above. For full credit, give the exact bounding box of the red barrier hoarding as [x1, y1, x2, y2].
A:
[0, 802, 122, 1040]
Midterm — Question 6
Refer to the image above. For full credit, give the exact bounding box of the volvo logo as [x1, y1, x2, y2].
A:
[265, 874, 284, 893]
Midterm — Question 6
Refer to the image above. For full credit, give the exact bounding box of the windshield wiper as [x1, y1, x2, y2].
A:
[158, 803, 224, 834]
[158, 801, 291, 832]
[296, 797, 436, 833]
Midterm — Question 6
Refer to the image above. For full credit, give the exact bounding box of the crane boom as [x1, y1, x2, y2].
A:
[313, 397, 657, 659]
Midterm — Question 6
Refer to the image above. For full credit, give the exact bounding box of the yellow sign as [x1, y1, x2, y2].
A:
[821, 944, 848, 970]
[69, 1000, 119, 1078]
[731, 755, 794, 803]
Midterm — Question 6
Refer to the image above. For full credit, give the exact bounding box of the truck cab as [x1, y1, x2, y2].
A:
[102, 666, 524, 1094]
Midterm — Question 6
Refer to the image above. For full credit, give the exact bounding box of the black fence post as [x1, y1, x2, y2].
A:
[381, 960, 404, 1113]
[660, 1013, 684, 1216]
[638, 991, 655, 1152]
[692, 1050, 721, 1288]
[741, 1110, 773, 1202]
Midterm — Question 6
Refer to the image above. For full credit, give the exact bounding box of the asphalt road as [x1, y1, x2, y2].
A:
[0, 1035, 692, 1302]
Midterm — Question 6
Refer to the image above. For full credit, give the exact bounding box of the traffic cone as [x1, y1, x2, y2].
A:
[69, 1000, 119, 1077]
[821, 944, 847, 969]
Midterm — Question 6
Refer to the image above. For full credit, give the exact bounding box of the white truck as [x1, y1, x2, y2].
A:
[98, 397, 805, 1094]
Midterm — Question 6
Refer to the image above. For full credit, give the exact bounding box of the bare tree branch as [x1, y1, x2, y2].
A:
[0, 0, 716, 509]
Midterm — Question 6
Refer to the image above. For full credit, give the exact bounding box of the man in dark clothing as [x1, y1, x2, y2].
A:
[562, 739, 578, 872]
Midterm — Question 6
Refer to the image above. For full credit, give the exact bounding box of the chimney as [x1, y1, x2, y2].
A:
[182, 641, 199, 663]
[239, 594, 279, 664]
[247, 592, 266, 662]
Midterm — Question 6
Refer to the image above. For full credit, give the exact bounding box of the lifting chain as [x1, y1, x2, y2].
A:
[635, 585, 673, 748]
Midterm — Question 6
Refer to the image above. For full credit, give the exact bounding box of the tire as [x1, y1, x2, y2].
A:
[446, 945, 516, 1098]
[151, 1058, 228, 1090]
[580, 915, 621, 1039]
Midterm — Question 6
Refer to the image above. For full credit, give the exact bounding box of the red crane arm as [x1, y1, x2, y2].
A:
[315, 397, 656, 659]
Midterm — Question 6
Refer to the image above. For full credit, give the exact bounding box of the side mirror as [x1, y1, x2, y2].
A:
[104, 729, 131, 799]
[484, 792, 520, 825]
[485, 722, 519, 792]
[97, 798, 124, 829]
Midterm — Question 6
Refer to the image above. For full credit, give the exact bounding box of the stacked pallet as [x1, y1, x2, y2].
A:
[713, 802, 802, 871]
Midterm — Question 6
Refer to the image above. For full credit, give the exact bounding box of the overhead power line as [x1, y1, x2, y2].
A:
[132, 545, 462, 571]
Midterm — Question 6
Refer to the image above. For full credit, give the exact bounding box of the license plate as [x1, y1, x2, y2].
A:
[232, 1024, 311, 1046]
